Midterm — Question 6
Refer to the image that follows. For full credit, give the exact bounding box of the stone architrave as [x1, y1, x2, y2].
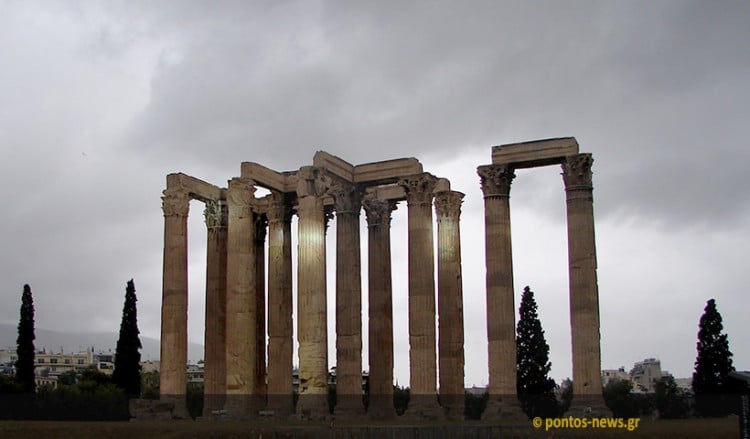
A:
[398, 173, 443, 420]
[434, 191, 466, 420]
[362, 194, 398, 420]
[203, 198, 228, 417]
[477, 165, 525, 420]
[254, 213, 268, 399]
[224, 177, 259, 417]
[160, 184, 190, 418]
[266, 191, 294, 417]
[295, 166, 331, 419]
[329, 179, 365, 417]
[562, 154, 609, 416]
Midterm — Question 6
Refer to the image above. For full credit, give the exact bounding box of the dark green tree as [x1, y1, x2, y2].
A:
[516, 286, 557, 418]
[15, 284, 36, 393]
[692, 298, 735, 417]
[654, 376, 689, 419]
[112, 279, 142, 397]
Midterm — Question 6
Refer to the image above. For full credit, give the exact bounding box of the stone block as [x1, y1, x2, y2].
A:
[354, 158, 422, 184]
[492, 137, 579, 168]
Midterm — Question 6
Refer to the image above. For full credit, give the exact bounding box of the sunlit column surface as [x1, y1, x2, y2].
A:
[562, 154, 609, 416]
[295, 167, 330, 419]
[477, 165, 524, 420]
[159, 177, 190, 417]
[203, 197, 228, 417]
[224, 177, 258, 417]
[399, 173, 443, 420]
[434, 190, 466, 420]
[265, 191, 294, 417]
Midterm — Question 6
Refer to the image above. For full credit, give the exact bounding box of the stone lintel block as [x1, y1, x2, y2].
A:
[364, 184, 406, 202]
[241, 162, 286, 192]
[354, 158, 423, 184]
[313, 151, 354, 181]
[167, 173, 223, 202]
[492, 137, 579, 168]
[434, 178, 450, 193]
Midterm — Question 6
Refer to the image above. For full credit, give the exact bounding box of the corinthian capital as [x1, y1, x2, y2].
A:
[562, 153, 594, 190]
[327, 179, 361, 214]
[434, 191, 464, 220]
[227, 177, 256, 218]
[477, 164, 515, 198]
[162, 189, 190, 217]
[296, 166, 331, 198]
[203, 199, 227, 229]
[362, 193, 398, 228]
[267, 191, 293, 224]
[398, 173, 437, 206]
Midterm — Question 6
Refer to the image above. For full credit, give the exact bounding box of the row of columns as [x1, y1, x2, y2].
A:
[160, 170, 466, 420]
[478, 153, 607, 419]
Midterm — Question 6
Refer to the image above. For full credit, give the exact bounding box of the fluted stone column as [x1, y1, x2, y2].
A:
[203, 198, 228, 417]
[477, 165, 524, 420]
[160, 180, 190, 417]
[329, 180, 365, 417]
[266, 192, 294, 417]
[224, 177, 258, 417]
[363, 195, 398, 420]
[296, 167, 330, 419]
[254, 214, 268, 399]
[434, 191, 466, 420]
[399, 173, 443, 420]
[562, 154, 609, 416]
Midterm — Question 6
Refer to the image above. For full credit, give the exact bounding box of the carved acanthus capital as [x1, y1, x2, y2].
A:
[562, 153, 594, 190]
[203, 199, 227, 229]
[398, 173, 437, 206]
[477, 164, 515, 198]
[162, 189, 190, 217]
[327, 179, 362, 215]
[362, 193, 398, 228]
[434, 191, 464, 220]
[227, 178, 256, 218]
[267, 191, 293, 224]
[296, 166, 331, 198]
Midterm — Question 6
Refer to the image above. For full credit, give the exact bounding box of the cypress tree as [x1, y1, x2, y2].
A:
[15, 284, 36, 393]
[112, 279, 142, 397]
[516, 286, 557, 418]
[692, 298, 735, 416]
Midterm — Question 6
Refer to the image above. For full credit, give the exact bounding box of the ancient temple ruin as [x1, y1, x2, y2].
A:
[158, 138, 607, 421]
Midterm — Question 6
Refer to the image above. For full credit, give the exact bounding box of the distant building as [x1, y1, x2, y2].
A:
[630, 358, 663, 393]
[602, 367, 630, 387]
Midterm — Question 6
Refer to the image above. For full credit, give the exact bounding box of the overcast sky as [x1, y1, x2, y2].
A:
[1, 1, 749, 387]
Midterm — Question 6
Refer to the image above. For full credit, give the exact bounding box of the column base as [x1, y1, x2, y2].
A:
[265, 394, 295, 419]
[403, 394, 445, 421]
[296, 393, 331, 420]
[367, 395, 397, 420]
[333, 395, 366, 419]
[440, 393, 465, 421]
[481, 396, 526, 422]
[567, 395, 611, 418]
[202, 394, 226, 418]
[222, 395, 265, 420]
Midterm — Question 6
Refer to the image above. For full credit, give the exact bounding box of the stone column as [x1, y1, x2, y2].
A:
[224, 177, 258, 417]
[266, 192, 294, 417]
[399, 173, 443, 420]
[159, 179, 190, 417]
[254, 213, 267, 399]
[295, 166, 330, 419]
[329, 180, 365, 417]
[203, 198, 228, 417]
[434, 191, 466, 420]
[363, 195, 398, 420]
[477, 165, 524, 420]
[562, 154, 609, 416]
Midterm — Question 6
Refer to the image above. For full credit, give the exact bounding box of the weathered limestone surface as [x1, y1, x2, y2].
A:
[266, 191, 294, 417]
[329, 179, 365, 417]
[295, 167, 330, 420]
[202, 198, 228, 417]
[399, 174, 443, 420]
[159, 178, 190, 418]
[434, 191, 466, 421]
[224, 177, 258, 417]
[492, 137, 579, 168]
[562, 154, 610, 416]
[363, 194, 398, 420]
[477, 165, 525, 420]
